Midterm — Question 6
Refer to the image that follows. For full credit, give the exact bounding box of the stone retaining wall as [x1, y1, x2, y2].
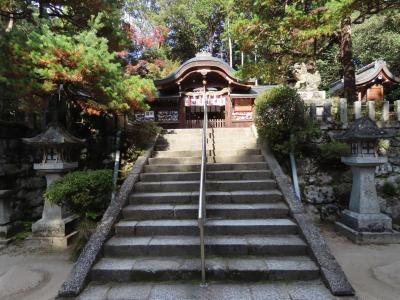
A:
[0, 122, 46, 223]
[299, 126, 400, 225]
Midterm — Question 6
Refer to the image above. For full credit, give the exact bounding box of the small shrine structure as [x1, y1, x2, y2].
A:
[146, 52, 271, 128]
[330, 60, 400, 101]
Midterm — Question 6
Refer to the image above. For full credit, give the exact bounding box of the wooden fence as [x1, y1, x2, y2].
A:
[186, 118, 225, 128]
[307, 99, 400, 127]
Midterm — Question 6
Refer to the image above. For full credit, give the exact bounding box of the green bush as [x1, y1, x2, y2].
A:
[382, 181, 397, 197]
[127, 120, 160, 149]
[45, 169, 113, 220]
[319, 141, 350, 165]
[255, 85, 320, 155]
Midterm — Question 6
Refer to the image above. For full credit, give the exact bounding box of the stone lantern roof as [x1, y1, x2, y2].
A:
[23, 123, 85, 147]
[335, 117, 391, 141]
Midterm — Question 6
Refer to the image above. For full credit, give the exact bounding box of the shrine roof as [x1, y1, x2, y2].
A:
[335, 117, 391, 141]
[154, 52, 252, 91]
[23, 123, 85, 147]
[329, 60, 400, 94]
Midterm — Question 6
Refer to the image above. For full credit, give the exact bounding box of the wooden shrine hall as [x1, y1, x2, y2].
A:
[148, 52, 269, 128]
[330, 60, 400, 101]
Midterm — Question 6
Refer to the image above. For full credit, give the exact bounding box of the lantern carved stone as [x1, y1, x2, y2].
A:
[23, 124, 84, 248]
[335, 117, 400, 244]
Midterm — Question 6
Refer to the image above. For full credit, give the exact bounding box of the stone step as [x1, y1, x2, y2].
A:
[154, 143, 258, 151]
[79, 279, 339, 300]
[161, 128, 253, 136]
[153, 149, 261, 158]
[144, 162, 269, 173]
[115, 219, 298, 236]
[140, 170, 272, 182]
[91, 256, 319, 282]
[122, 203, 289, 220]
[157, 136, 257, 144]
[104, 235, 307, 257]
[134, 180, 276, 193]
[148, 155, 264, 165]
[129, 190, 283, 204]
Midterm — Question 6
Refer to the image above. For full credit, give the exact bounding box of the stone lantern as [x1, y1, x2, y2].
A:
[335, 117, 400, 244]
[23, 124, 84, 248]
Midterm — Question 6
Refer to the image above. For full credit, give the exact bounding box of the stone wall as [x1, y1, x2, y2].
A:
[298, 128, 400, 225]
[0, 121, 46, 222]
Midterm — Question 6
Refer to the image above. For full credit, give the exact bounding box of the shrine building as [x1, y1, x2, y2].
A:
[146, 52, 270, 128]
[330, 60, 400, 101]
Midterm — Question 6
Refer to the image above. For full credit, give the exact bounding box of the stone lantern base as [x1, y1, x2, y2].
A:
[335, 157, 400, 244]
[27, 163, 79, 249]
[336, 221, 400, 245]
[28, 214, 79, 248]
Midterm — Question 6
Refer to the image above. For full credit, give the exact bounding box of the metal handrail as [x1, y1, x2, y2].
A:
[198, 86, 208, 286]
[289, 134, 301, 202]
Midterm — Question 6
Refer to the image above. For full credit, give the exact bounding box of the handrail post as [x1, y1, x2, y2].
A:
[198, 82, 208, 287]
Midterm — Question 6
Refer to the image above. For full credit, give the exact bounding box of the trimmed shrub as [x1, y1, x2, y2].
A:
[319, 141, 350, 165]
[45, 169, 113, 220]
[255, 85, 320, 155]
[382, 181, 397, 197]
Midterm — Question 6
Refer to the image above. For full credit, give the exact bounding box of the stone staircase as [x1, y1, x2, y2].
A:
[78, 127, 341, 299]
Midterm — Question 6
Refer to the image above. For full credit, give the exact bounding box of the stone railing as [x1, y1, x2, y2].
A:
[307, 99, 400, 128]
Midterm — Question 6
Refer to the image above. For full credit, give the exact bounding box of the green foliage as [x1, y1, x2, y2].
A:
[378, 139, 390, 155]
[27, 16, 156, 113]
[319, 141, 350, 165]
[381, 181, 397, 197]
[125, 0, 227, 61]
[120, 120, 161, 178]
[128, 120, 161, 149]
[353, 12, 400, 76]
[352, 12, 400, 101]
[255, 86, 320, 155]
[229, 0, 400, 84]
[44, 169, 113, 220]
[317, 45, 341, 91]
[14, 221, 33, 241]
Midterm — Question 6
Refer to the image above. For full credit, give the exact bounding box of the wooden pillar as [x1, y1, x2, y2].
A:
[225, 96, 232, 127]
[178, 97, 186, 128]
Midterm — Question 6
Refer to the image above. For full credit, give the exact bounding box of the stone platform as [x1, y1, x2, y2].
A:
[335, 222, 400, 245]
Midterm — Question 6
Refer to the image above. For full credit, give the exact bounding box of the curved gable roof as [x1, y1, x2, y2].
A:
[330, 60, 400, 94]
[154, 52, 251, 90]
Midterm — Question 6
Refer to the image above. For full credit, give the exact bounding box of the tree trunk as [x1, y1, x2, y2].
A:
[340, 16, 357, 103]
[227, 19, 233, 67]
[39, 0, 47, 18]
